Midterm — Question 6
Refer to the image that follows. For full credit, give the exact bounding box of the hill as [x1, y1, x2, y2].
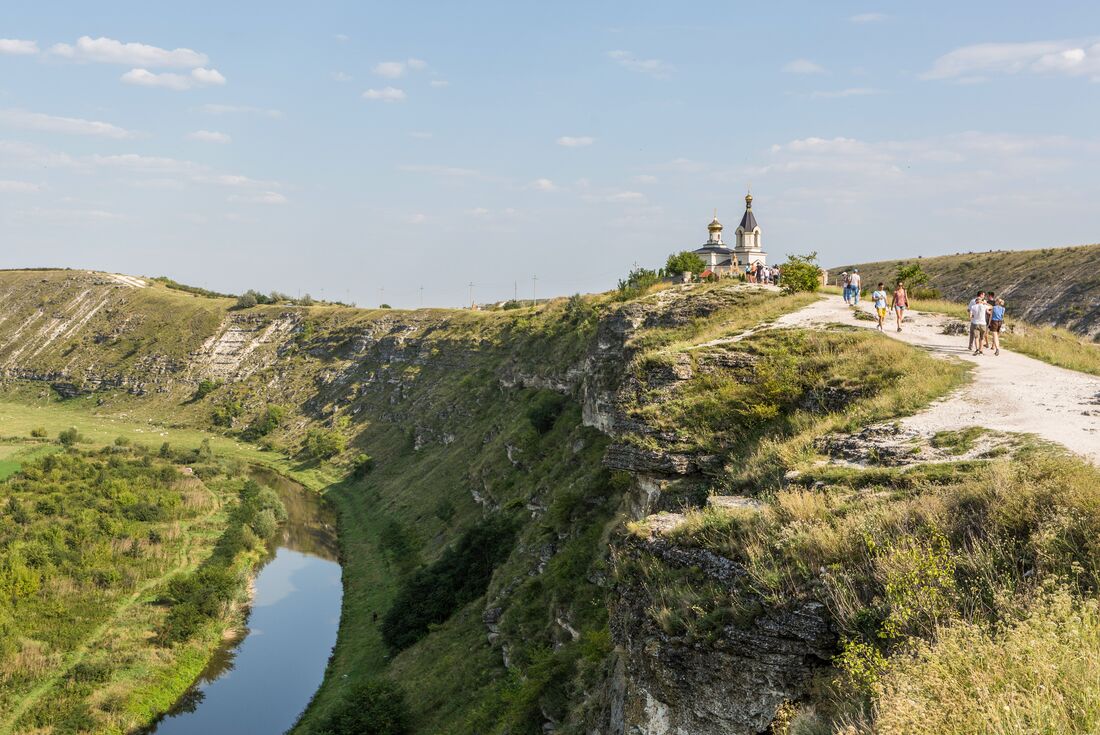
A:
[832, 243, 1100, 338]
[1, 268, 1100, 734]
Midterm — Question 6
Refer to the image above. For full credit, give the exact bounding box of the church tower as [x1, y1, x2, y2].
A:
[733, 192, 767, 268]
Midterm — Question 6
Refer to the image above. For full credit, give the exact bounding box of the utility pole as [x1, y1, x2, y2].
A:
[513, 280, 517, 303]
[468, 281, 475, 309]
[419, 285, 424, 307]
[532, 274, 538, 304]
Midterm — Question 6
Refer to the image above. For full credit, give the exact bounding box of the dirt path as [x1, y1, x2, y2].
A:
[775, 295, 1100, 465]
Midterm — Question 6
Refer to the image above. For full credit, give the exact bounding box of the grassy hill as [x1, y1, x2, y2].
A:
[832, 243, 1100, 338]
[1, 268, 1100, 734]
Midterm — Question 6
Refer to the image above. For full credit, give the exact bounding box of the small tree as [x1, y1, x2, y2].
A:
[235, 290, 259, 309]
[780, 252, 823, 294]
[58, 427, 82, 446]
[616, 267, 659, 301]
[895, 262, 930, 288]
[664, 251, 706, 277]
[305, 428, 347, 460]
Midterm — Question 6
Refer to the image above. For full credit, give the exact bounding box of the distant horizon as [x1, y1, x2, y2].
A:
[3, 1, 1100, 307]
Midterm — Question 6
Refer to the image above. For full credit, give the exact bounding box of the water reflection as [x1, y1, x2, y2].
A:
[142, 468, 342, 735]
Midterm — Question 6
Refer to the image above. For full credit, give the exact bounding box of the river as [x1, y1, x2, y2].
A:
[142, 467, 342, 735]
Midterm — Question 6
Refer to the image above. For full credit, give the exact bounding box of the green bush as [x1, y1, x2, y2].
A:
[243, 405, 286, 440]
[305, 428, 347, 460]
[29, 427, 47, 438]
[211, 400, 244, 427]
[316, 679, 411, 735]
[664, 250, 706, 277]
[616, 267, 660, 301]
[527, 392, 567, 434]
[353, 453, 374, 478]
[193, 379, 221, 400]
[381, 516, 516, 652]
[58, 427, 82, 446]
[780, 252, 823, 294]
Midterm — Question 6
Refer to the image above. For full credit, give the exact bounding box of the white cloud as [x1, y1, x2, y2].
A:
[632, 174, 659, 184]
[50, 35, 208, 67]
[0, 140, 79, 168]
[783, 58, 826, 74]
[528, 178, 558, 192]
[0, 179, 43, 192]
[923, 38, 1100, 82]
[429, 80, 449, 88]
[121, 67, 226, 90]
[186, 129, 231, 144]
[407, 58, 427, 70]
[557, 135, 594, 147]
[373, 61, 406, 78]
[0, 39, 38, 55]
[398, 163, 480, 177]
[200, 104, 283, 118]
[607, 190, 645, 202]
[331, 71, 353, 81]
[850, 12, 887, 23]
[607, 50, 671, 78]
[14, 207, 125, 224]
[229, 191, 288, 205]
[0, 108, 135, 139]
[810, 87, 883, 99]
[91, 153, 202, 174]
[363, 86, 406, 102]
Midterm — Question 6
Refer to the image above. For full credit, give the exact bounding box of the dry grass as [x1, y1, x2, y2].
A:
[866, 588, 1100, 735]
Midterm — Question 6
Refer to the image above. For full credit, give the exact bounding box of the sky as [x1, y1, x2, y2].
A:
[2, 1, 1100, 308]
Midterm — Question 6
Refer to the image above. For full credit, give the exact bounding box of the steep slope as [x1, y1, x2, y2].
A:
[832, 243, 1100, 337]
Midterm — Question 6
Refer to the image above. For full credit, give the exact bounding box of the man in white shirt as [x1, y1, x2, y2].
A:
[969, 293, 990, 354]
[848, 270, 862, 305]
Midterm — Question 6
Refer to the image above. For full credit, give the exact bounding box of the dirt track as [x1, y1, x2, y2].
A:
[776, 294, 1100, 465]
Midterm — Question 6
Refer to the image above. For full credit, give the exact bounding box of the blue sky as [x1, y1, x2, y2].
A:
[2, 1, 1100, 307]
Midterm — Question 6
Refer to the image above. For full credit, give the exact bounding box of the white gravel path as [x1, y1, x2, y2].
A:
[776, 294, 1100, 465]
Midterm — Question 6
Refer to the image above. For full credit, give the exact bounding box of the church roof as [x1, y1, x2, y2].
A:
[738, 209, 758, 231]
[694, 245, 734, 255]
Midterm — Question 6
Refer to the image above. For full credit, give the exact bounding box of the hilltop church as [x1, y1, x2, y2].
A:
[692, 193, 767, 277]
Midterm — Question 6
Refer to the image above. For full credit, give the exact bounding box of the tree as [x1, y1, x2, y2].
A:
[305, 428, 347, 460]
[780, 252, 823, 294]
[895, 262, 930, 288]
[58, 427, 82, 446]
[316, 679, 411, 735]
[235, 290, 259, 309]
[664, 251, 706, 277]
[616, 267, 659, 300]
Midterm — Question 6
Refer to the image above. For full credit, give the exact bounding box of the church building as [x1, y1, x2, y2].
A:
[692, 193, 767, 276]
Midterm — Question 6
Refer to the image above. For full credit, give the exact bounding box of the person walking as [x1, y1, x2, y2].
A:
[841, 271, 851, 304]
[849, 269, 862, 305]
[969, 293, 990, 355]
[984, 291, 996, 349]
[989, 297, 1006, 356]
[891, 280, 909, 332]
[872, 282, 889, 330]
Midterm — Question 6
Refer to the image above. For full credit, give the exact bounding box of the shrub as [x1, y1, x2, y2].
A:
[780, 252, 822, 294]
[379, 303, 392, 309]
[304, 428, 347, 460]
[211, 400, 244, 427]
[664, 251, 706, 277]
[316, 679, 411, 735]
[235, 290, 259, 309]
[193, 379, 220, 400]
[114, 435, 131, 447]
[58, 427, 82, 446]
[616, 267, 660, 301]
[244, 405, 285, 440]
[353, 453, 374, 478]
[894, 262, 930, 288]
[527, 392, 567, 435]
[29, 427, 47, 438]
[381, 516, 516, 652]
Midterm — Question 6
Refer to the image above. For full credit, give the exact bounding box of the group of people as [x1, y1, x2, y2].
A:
[871, 280, 909, 332]
[967, 290, 1007, 356]
[746, 261, 780, 285]
[840, 269, 862, 305]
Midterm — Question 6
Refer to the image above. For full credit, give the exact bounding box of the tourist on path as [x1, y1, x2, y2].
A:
[989, 298, 1006, 356]
[841, 271, 851, 304]
[848, 269, 862, 305]
[891, 280, 909, 332]
[872, 282, 888, 331]
[969, 293, 990, 355]
[984, 291, 996, 349]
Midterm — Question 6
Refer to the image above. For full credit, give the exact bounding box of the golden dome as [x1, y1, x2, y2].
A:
[745, 192, 753, 208]
[708, 216, 723, 232]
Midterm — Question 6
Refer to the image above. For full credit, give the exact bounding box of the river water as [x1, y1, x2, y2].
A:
[143, 468, 342, 735]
